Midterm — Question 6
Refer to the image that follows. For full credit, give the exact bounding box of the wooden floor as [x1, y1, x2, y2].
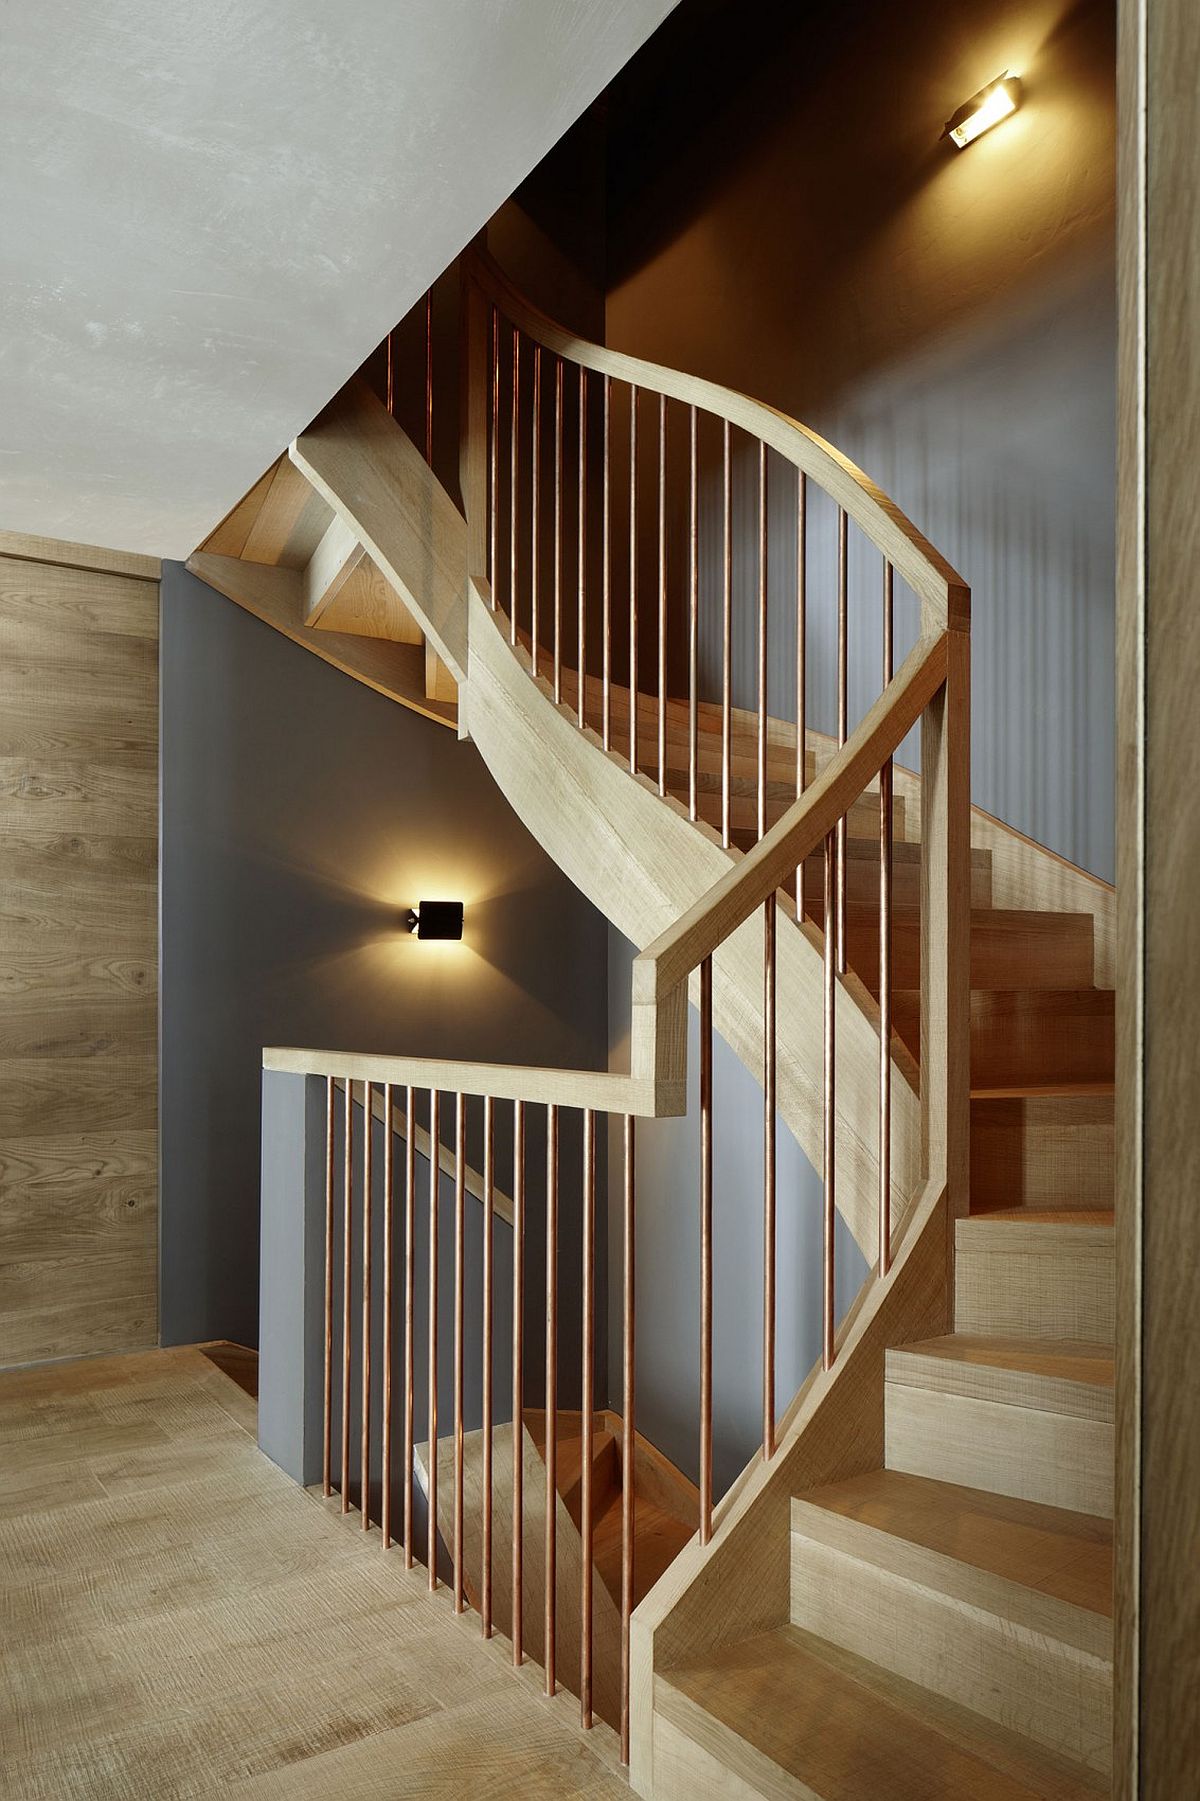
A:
[0, 1346, 628, 1799]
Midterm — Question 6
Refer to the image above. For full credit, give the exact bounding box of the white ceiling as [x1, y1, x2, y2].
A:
[0, 1, 675, 557]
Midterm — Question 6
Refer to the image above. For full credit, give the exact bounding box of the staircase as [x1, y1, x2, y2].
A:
[206, 250, 1116, 1794]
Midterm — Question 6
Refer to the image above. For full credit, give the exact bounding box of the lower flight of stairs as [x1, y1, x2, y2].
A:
[649, 1203, 1115, 1799]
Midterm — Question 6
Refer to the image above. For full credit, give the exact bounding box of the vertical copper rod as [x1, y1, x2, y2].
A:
[823, 836, 837, 1371]
[453, 1094, 466, 1611]
[428, 1089, 440, 1587]
[425, 289, 434, 466]
[763, 897, 777, 1457]
[795, 472, 808, 906]
[323, 1077, 334, 1498]
[657, 393, 668, 797]
[510, 328, 520, 645]
[699, 957, 714, 1543]
[544, 1104, 559, 1696]
[382, 1082, 394, 1547]
[629, 385, 639, 775]
[602, 376, 612, 751]
[580, 1107, 596, 1728]
[341, 1078, 352, 1512]
[482, 1095, 495, 1638]
[512, 1100, 526, 1666]
[721, 421, 733, 850]
[554, 358, 564, 704]
[404, 1085, 416, 1566]
[757, 440, 768, 842]
[531, 346, 542, 680]
[620, 1116, 636, 1767]
[361, 1080, 373, 1529]
[386, 329, 394, 419]
[880, 562, 895, 1276]
[836, 507, 849, 972]
[578, 367, 588, 729]
[688, 405, 699, 822]
[489, 307, 499, 604]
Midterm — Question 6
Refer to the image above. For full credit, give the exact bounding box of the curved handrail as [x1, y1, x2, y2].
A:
[468, 247, 969, 635]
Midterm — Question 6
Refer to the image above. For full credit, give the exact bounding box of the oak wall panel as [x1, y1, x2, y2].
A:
[0, 551, 158, 1367]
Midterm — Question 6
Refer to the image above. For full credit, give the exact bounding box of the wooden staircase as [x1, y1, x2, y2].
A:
[218, 253, 1116, 1794]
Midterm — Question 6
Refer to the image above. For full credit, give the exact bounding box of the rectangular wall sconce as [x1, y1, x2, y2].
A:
[943, 72, 1022, 149]
[405, 900, 464, 940]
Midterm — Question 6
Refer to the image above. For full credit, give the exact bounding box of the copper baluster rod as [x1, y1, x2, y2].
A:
[544, 1103, 559, 1696]
[323, 1077, 334, 1498]
[386, 329, 394, 419]
[823, 837, 837, 1371]
[577, 366, 588, 730]
[489, 306, 499, 605]
[404, 1085, 416, 1566]
[382, 1081, 394, 1548]
[629, 384, 639, 776]
[836, 506, 849, 972]
[531, 346, 542, 680]
[510, 327, 520, 646]
[620, 1115, 636, 1766]
[602, 375, 612, 751]
[453, 1093, 466, 1611]
[795, 471, 808, 907]
[763, 896, 777, 1458]
[580, 1106, 596, 1728]
[428, 1089, 440, 1587]
[554, 357, 564, 705]
[688, 404, 699, 822]
[361, 1080, 373, 1529]
[512, 1099, 526, 1667]
[482, 1094, 495, 1638]
[657, 393, 668, 798]
[757, 440, 768, 843]
[425, 289, 434, 466]
[341, 1077, 352, 1512]
[699, 956, 714, 1543]
[880, 562, 895, 1276]
[721, 420, 733, 850]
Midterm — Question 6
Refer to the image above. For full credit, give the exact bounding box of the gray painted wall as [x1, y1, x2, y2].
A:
[160, 562, 609, 1348]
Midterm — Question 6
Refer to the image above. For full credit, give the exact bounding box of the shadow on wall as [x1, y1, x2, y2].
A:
[160, 565, 609, 1349]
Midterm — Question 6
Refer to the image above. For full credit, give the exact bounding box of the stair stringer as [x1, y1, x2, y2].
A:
[465, 584, 920, 1263]
[625, 1174, 952, 1797]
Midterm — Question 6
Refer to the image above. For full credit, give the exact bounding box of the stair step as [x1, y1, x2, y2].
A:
[655, 1625, 1107, 1800]
[894, 990, 1115, 1086]
[800, 838, 994, 909]
[790, 1470, 1111, 1773]
[956, 1212, 1115, 1343]
[849, 910, 1096, 992]
[970, 1087, 1114, 1212]
[885, 1335, 1113, 1517]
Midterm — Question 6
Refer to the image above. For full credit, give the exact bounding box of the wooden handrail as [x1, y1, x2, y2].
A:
[635, 633, 949, 1000]
[467, 248, 969, 636]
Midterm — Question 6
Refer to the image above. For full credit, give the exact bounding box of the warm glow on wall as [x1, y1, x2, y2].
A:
[943, 73, 1022, 149]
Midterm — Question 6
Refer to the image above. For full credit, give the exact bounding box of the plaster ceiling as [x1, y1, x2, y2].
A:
[0, 1, 676, 557]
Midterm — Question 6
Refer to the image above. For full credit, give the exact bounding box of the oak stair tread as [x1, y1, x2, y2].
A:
[791, 1468, 1113, 1619]
[657, 1625, 1108, 1800]
[958, 1213, 1115, 1250]
[895, 1333, 1114, 1387]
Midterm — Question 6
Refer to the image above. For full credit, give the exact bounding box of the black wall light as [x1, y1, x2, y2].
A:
[405, 900, 465, 940]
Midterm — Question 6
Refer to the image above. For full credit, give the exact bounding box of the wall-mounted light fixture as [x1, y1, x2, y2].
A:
[404, 900, 464, 940]
[943, 72, 1022, 150]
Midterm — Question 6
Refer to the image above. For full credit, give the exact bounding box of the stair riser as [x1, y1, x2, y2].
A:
[788, 1531, 1112, 1775]
[970, 1094, 1114, 1212]
[885, 1382, 1114, 1517]
[893, 992, 1115, 1085]
[956, 1243, 1115, 1343]
[848, 927, 1096, 994]
[801, 852, 993, 911]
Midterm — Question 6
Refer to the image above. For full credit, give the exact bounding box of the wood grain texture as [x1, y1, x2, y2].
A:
[954, 1215, 1115, 1345]
[0, 554, 157, 1367]
[0, 1348, 626, 1800]
[0, 530, 160, 583]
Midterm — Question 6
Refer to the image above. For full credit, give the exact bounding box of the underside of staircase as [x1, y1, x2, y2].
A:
[202, 253, 1116, 1798]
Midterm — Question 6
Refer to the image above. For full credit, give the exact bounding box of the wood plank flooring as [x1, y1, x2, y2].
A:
[0, 1347, 628, 1800]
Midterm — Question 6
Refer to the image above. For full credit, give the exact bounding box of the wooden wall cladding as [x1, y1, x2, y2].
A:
[0, 552, 158, 1365]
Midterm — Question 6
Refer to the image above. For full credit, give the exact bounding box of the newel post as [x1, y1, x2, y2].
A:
[920, 603, 972, 1268]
